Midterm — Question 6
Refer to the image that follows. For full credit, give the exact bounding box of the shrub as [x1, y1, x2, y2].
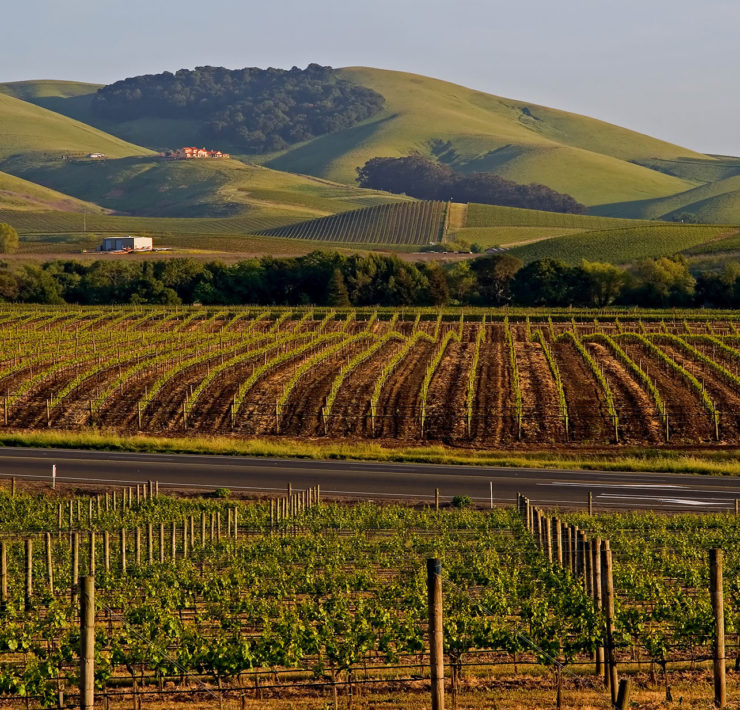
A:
[214, 487, 231, 499]
[451, 495, 472, 508]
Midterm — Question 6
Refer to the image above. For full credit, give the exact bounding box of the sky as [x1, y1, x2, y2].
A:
[3, 0, 739, 155]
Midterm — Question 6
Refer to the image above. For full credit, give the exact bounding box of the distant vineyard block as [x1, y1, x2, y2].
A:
[257, 201, 445, 245]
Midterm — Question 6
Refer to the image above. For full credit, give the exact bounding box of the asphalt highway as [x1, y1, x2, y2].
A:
[1, 447, 740, 512]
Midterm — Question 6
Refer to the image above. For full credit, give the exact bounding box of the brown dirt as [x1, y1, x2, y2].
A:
[373, 339, 435, 440]
[470, 323, 513, 446]
[279, 339, 371, 437]
[422, 338, 474, 443]
[619, 342, 714, 443]
[586, 342, 665, 445]
[657, 342, 740, 442]
[325, 339, 405, 438]
[513, 325, 564, 444]
[236, 340, 350, 436]
[553, 340, 611, 444]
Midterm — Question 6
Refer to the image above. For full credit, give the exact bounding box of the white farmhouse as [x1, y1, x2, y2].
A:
[99, 236, 153, 252]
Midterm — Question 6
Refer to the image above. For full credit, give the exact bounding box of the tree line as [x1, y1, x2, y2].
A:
[356, 155, 585, 214]
[93, 64, 384, 153]
[0, 251, 737, 309]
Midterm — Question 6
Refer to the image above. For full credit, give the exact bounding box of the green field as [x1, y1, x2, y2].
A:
[593, 173, 740, 223]
[2, 72, 740, 258]
[452, 226, 582, 248]
[2, 483, 740, 708]
[0, 170, 104, 213]
[259, 200, 445, 244]
[265, 67, 703, 207]
[0, 92, 151, 162]
[464, 202, 646, 229]
[509, 224, 737, 264]
[4, 70, 717, 210]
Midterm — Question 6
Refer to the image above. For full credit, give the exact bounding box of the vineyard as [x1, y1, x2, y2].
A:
[0, 483, 738, 708]
[256, 201, 446, 245]
[4, 307, 740, 448]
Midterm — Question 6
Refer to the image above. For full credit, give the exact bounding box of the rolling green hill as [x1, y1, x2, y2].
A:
[3, 71, 714, 209]
[1, 155, 407, 218]
[0, 170, 104, 213]
[266, 67, 704, 207]
[593, 174, 740, 223]
[0, 92, 152, 163]
[508, 224, 737, 265]
[3, 72, 740, 260]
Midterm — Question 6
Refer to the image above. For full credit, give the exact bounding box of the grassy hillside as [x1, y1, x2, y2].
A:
[7, 72, 712, 209]
[0, 170, 105, 213]
[593, 175, 740, 223]
[265, 67, 702, 206]
[0, 92, 152, 162]
[508, 224, 736, 265]
[2, 152, 407, 219]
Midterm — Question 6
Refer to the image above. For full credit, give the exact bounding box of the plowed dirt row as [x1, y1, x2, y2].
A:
[470, 325, 512, 446]
[423, 339, 475, 443]
[656, 342, 740, 441]
[374, 339, 436, 440]
[553, 340, 611, 443]
[586, 343, 664, 445]
[513, 326, 564, 444]
[279, 339, 373, 437]
[236, 340, 353, 436]
[619, 343, 714, 442]
[325, 340, 406, 438]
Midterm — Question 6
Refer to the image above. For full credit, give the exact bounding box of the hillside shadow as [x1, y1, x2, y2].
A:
[266, 114, 398, 177]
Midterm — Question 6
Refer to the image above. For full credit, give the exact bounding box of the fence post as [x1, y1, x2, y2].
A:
[710, 548, 726, 708]
[588, 490, 593, 516]
[24, 539, 33, 611]
[89, 531, 96, 577]
[120, 528, 126, 574]
[45, 532, 54, 595]
[592, 537, 604, 676]
[601, 541, 618, 701]
[427, 558, 445, 710]
[615, 678, 631, 710]
[159, 523, 165, 563]
[71, 532, 80, 606]
[435, 488, 439, 511]
[554, 518, 562, 567]
[104, 531, 110, 573]
[80, 576, 95, 710]
[0, 541, 6, 613]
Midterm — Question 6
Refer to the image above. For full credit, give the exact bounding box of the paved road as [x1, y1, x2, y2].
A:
[1, 447, 740, 512]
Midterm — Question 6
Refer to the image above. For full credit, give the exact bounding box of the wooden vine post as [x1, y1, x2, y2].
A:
[80, 576, 95, 710]
[601, 541, 618, 701]
[0, 541, 7, 613]
[710, 548, 726, 708]
[24, 539, 33, 611]
[427, 558, 445, 710]
[592, 536, 604, 675]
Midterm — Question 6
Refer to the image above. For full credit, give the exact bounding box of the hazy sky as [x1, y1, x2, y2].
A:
[3, 0, 739, 155]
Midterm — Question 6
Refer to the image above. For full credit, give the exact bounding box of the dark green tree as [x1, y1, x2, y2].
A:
[0, 223, 19, 254]
[326, 268, 351, 306]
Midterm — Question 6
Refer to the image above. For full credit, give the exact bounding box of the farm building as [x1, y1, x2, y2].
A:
[99, 236, 153, 252]
[164, 147, 231, 160]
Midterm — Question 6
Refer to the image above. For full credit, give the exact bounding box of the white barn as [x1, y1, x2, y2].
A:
[99, 236, 153, 252]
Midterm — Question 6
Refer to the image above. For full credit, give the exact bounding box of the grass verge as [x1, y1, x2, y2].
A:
[1, 429, 740, 476]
